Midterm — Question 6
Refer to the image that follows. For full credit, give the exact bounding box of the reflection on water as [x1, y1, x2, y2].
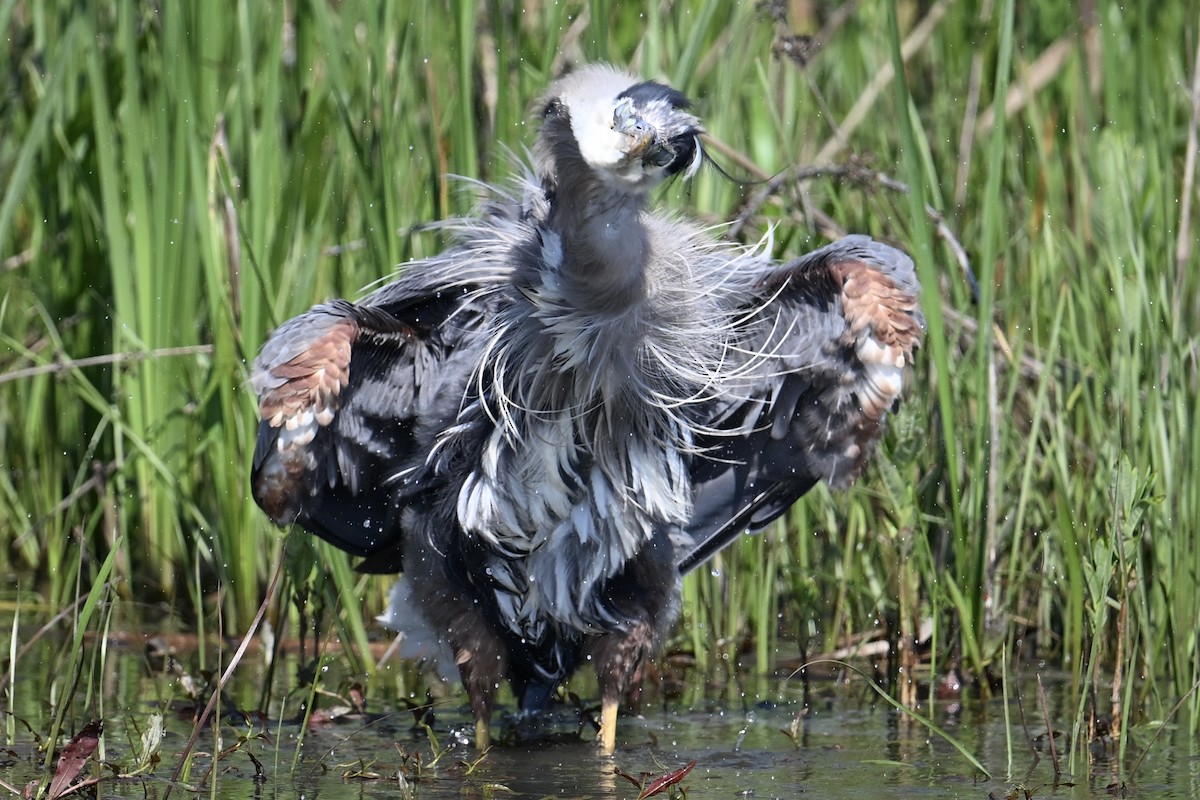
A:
[2, 621, 1198, 799]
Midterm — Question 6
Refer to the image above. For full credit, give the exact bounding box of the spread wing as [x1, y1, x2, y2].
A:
[680, 235, 925, 573]
[250, 282, 491, 571]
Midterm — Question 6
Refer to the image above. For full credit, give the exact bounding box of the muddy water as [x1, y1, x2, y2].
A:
[2, 623, 1198, 799]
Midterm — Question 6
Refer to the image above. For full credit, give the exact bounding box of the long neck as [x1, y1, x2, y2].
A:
[538, 145, 649, 315]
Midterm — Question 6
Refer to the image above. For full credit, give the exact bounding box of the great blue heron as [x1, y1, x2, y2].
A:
[251, 64, 924, 752]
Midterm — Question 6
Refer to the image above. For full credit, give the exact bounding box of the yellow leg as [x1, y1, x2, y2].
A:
[475, 715, 491, 750]
[598, 698, 618, 754]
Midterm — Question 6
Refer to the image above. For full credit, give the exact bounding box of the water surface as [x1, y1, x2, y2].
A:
[2, 620, 1197, 799]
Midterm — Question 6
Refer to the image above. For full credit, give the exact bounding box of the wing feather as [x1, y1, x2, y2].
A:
[250, 285, 489, 565]
[680, 235, 924, 573]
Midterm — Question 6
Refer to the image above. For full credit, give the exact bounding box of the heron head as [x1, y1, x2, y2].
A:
[539, 65, 704, 193]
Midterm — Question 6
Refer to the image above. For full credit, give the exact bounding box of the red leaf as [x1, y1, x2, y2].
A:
[638, 760, 696, 800]
[46, 720, 103, 800]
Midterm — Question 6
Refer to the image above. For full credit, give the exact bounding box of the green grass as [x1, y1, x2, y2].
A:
[2, 0, 1199, 767]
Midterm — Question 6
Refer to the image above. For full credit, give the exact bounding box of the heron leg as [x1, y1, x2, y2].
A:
[589, 619, 655, 754]
[405, 531, 508, 750]
[586, 533, 679, 752]
[476, 718, 491, 751]
[457, 653, 497, 749]
[598, 698, 619, 754]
